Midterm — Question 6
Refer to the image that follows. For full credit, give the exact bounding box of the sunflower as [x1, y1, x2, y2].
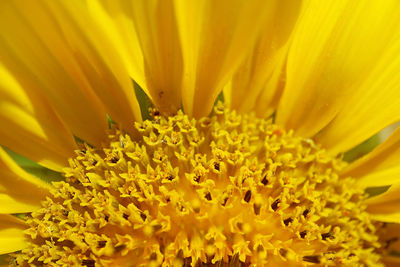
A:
[1, 0, 400, 266]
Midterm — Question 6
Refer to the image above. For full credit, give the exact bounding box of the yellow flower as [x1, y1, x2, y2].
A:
[1, 0, 400, 266]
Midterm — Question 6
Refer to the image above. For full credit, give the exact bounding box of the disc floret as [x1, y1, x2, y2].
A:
[16, 103, 382, 266]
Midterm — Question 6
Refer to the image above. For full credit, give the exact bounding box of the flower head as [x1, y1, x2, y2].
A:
[1, 0, 400, 266]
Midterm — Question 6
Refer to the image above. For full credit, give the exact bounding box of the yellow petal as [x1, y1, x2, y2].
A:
[129, 0, 184, 115]
[276, 0, 400, 140]
[90, 0, 275, 117]
[365, 183, 400, 223]
[0, 1, 141, 145]
[342, 127, 400, 187]
[316, 36, 400, 155]
[225, 0, 301, 117]
[352, 168, 400, 189]
[175, 0, 276, 117]
[89, 0, 182, 115]
[0, 148, 50, 214]
[87, 0, 147, 93]
[366, 183, 400, 206]
[0, 214, 27, 254]
[254, 45, 288, 118]
[370, 213, 400, 224]
[0, 64, 76, 171]
[49, 0, 142, 131]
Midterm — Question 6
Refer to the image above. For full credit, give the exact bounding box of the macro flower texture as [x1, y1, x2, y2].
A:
[2, 0, 400, 266]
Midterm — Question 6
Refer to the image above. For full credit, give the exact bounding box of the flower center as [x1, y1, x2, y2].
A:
[15, 103, 382, 266]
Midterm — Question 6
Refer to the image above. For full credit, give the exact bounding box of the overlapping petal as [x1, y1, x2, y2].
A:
[0, 0, 141, 146]
[0, 64, 76, 171]
[365, 183, 400, 223]
[224, 0, 301, 117]
[49, 1, 143, 132]
[342, 127, 400, 188]
[276, 0, 400, 144]
[175, 0, 275, 117]
[0, 215, 26, 254]
[316, 37, 400, 155]
[0, 148, 50, 214]
[90, 0, 274, 117]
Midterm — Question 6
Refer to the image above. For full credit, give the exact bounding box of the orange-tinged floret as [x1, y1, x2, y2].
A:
[15, 103, 382, 266]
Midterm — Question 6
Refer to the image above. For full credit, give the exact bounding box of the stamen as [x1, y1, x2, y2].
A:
[14, 103, 383, 266]
[303, 255, 320, 263]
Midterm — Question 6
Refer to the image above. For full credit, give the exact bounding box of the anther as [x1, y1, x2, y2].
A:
[271, 199, 280, 211]
[299, 231, 307, 238]
[97, 241, 107, 248]
[213, 162, 220, 171]
[303, 255, 320, 263]
[302, 209, 310, 218]
[283, 218, 293, 226]
[261, 176, 269, 185]
[244, 190, 252, 203]
[321, 232, 332, 240]
[253, 204, 261, 215]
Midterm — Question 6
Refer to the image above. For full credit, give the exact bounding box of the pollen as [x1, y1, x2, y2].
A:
[14, 103, 383, 266]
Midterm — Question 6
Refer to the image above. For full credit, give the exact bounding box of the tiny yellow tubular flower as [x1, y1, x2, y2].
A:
[11, 107, 383, 266]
